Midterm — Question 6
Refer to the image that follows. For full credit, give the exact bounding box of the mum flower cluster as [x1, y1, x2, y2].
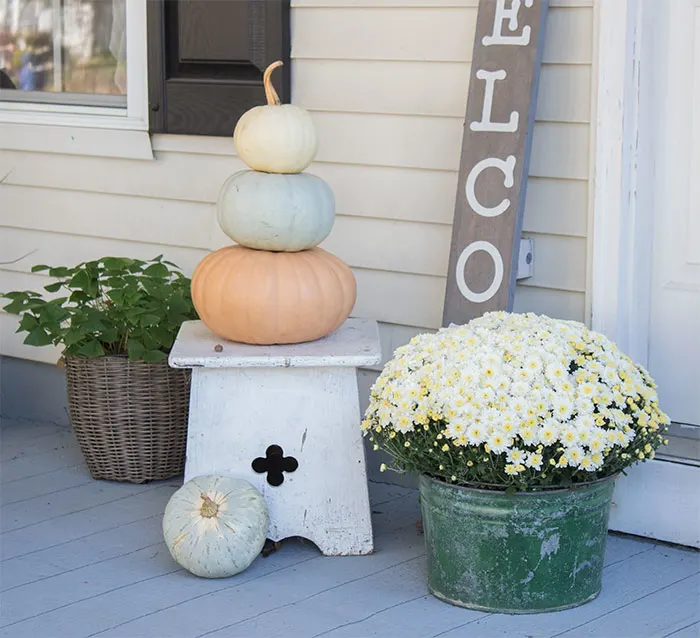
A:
[363, 312, 669, 490]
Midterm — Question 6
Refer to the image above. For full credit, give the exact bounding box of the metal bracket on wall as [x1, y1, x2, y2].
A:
[516, 238, 534, 280]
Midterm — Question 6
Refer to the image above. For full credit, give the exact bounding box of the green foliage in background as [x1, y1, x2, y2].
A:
[2, 256, 198, 362]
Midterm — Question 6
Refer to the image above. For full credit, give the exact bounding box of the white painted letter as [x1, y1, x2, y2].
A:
[465, 155, 516, 217]
[456, 241, 504, 303]
[482, 0, 534, 47]
[470, 69, 519, 133]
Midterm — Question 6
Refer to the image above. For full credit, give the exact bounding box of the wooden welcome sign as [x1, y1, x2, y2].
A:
[443, 0, 548, 327]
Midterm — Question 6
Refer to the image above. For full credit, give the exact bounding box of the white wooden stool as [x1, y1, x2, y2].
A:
[169, 318, 382, 556]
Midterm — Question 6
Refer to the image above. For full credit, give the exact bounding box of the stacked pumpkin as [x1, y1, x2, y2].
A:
[191, 61, 357, 345]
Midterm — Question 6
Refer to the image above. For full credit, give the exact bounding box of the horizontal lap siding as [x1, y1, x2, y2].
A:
[0, 3, 594, 364]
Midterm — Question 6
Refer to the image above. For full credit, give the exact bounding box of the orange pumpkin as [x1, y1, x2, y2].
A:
[191, 246, 357, 345]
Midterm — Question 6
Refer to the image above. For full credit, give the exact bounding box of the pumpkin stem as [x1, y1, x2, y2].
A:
[200, 493, 220, 518]
[263, 60, 283, 106]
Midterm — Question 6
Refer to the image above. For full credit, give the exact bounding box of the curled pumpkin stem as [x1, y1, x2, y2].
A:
[263, 60, 284, 106]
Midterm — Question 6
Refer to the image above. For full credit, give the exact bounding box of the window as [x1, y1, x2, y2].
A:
[0, 0, 126, 106]
[0, 0, 290, 148]
[0, 0, 147, 141]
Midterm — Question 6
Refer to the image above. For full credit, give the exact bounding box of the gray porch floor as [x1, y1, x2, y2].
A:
[1, 416, 698, 638]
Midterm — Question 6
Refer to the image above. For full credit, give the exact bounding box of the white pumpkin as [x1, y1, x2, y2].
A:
[162, 475, 269, 579]
[233, 61, 318, 174]
[217, 170, 335, 252]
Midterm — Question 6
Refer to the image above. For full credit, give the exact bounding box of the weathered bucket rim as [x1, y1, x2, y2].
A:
[420, 472, 618, 497]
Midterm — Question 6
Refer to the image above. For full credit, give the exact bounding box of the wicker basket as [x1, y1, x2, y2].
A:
[65, 355, 191, 483]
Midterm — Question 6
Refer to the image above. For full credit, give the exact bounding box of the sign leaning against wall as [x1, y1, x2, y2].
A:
[443, 0, 549, 327]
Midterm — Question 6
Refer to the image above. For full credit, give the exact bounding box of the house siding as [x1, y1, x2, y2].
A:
[0, 0, 595, 376]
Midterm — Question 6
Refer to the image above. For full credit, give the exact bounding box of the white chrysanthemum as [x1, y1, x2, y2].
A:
[553, 396, 574, 420]
[488, 432, 511, 453]
[446, 421, 467, 439]
[466, 423, 486, 445]
[364, 311, 669, 483]
[539, 420, 559, 445]
[525, 452, 543, 470]
[511, 380, 530, 397]
[507, 448, 525, 464]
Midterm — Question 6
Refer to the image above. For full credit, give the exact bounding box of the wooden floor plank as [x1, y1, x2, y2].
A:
[319, 594, 484, 638]
[1, 445, 85, 483]
[2, 478, 162, 533]
[0, 541, 322, 638]
[1, 427, 78, 462]
[20, 524, 425, 638]
[370, 492, 421, 536]
[203, 553, 436, 637]
[1, 485, 177, 560]
[0, 420, 69, 446]
[1, 514, 165, 591]
[556, 572, 700, 637]
[1, 465, 94, 505]
[368, 482, 415, 507]
[665, 621, 700, 638]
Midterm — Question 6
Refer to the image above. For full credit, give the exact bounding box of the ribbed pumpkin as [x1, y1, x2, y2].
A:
[217, 170, 335, 252]
[191, 246, 356, 345]
[233, 61, 318, 174]
[162, 475, 269, 579]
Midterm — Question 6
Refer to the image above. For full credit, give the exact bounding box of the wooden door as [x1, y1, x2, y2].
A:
[608, 0, 700, 549]
[648, 0, 700, 441]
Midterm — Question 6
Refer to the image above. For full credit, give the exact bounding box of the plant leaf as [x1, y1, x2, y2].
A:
[24, 327, 53, 347]
[77, 340, 105, 357]
[139, 314, 160, 328]
[47, 266, 72, 278]
[2, 298, 26, 314]
[127, 339, 146, 360]
[43, 281, 63, 293]
[144, 262, 169, 279]
[18, 313, 39, 332]
[142, 349, 166, 363]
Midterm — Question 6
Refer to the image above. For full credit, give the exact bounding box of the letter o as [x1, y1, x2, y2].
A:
[455, 241, 504, 303]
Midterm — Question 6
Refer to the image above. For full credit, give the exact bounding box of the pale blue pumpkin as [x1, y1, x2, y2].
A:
[162, 475, 269, 579]
[217, 170, 335, 252]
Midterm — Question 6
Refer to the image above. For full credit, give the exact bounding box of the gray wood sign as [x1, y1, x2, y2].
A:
[442, 0, 548, 327]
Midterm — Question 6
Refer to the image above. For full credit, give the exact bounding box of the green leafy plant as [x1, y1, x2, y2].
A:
[2, 256, 198, 362]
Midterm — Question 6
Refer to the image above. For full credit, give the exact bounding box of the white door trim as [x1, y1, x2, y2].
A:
[591, 0, 699, 549]
[590, 0, 654, 368]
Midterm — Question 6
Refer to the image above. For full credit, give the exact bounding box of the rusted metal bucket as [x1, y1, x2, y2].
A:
[419, 474, 616, 614]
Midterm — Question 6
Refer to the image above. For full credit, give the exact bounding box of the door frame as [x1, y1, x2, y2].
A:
[590, 0, 700, 548]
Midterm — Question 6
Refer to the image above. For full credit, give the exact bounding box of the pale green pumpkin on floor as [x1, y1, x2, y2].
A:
[163, 475, 269, 579]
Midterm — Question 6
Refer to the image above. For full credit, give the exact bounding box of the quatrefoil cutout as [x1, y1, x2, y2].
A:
[252, 444, 298, 486]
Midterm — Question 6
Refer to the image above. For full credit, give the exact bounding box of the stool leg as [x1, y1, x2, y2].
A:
[184, 366, 374, 556]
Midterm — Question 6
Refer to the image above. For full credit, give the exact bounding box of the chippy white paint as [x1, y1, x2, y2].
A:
[169, 318, 381, 557]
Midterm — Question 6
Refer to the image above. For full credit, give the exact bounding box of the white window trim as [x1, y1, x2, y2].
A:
[0, 0, 152, 159]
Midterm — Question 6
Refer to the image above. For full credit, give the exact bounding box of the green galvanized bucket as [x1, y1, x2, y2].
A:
[419, 474, 616, 614]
